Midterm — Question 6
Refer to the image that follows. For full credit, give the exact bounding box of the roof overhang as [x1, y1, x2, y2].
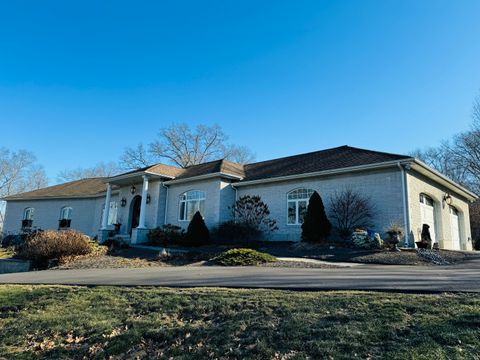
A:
[410, 159, 477, 202]
[232, 157, 477, 202]
[105, 171, 174, 186]
[163, 172, 243, 186]
[2, 190, 120, 202]
[232, 159, 413, 187]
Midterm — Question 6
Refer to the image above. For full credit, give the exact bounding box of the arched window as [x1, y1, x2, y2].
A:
[179, 190, 206, 221]
[23, 207, 35, 221]
[419, 193, 434, 206]
[59, 206, 73, 229]
[287, 188, 315, 225]
[22, 207, 35, 229]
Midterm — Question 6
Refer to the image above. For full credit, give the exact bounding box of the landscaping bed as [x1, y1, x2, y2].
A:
[0, 285, 479, 359]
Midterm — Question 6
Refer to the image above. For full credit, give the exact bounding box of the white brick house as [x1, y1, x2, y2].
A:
[2, 146, 477, 250]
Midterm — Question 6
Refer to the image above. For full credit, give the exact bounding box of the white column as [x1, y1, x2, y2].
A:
[101, 183, 112, 230]
[138, 175, 149, 229]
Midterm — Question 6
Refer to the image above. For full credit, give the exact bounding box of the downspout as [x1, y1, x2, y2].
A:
[231, 184, 238, 222]
[161, 182, 169, 225]
[231, 184, 238, 202]
[398, 162, 411, 247]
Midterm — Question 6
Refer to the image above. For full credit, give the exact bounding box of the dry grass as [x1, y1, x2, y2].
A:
[0, 286, 479, 359]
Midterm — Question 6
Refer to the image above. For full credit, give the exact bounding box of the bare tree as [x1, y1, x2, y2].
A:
[119, 143, 154, 170]
[121, 123, 255, 169]
[411, 92, 480, 194]
[329, 188, 375, 239]
[0, 148, 48, 232]
[230, 195, 278, 232]
[57, 161, 121, 182]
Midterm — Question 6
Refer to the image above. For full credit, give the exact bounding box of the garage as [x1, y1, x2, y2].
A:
[449, 206, 461, 250]
[420, 194, 437, 244]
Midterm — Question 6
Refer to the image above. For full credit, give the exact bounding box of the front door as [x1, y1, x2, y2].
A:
[130, 195, 142, 235]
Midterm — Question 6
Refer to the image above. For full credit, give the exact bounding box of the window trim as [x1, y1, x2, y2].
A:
[23, 207, 35, 221]
[59, 206, 73, 220]
[419, 193, 434, 207]
[178, 190, 206, 222]
[286, 188, 315, 226]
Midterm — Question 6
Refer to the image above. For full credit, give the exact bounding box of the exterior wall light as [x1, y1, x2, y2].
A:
[130, 185, 136, 195]
[120, 197, 127, 207]
[443, 193, 453, 206]
[146, 194, 151, 204]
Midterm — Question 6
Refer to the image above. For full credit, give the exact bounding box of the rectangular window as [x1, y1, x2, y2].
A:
[287, 201, 296, 224]
[298, 200, 308, 224]
[108, 201, 118, 225]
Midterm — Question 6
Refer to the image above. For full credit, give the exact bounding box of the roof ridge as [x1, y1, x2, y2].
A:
[244, 145, 350, 167]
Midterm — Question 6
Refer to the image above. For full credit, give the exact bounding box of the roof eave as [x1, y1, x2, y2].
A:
[233, 159, 414, 187]
[104, 171, 173, 183]
[163, 172, 243, 185]
[410, 160, 478, 201]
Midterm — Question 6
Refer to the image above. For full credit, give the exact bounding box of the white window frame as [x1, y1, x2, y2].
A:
[60, 206, 73, 220]
[179, 190, 206, 221]
[107, 201, 118, 225]
[287, 188, 315, 225]
[419, 193, 434, 207]
[23, 207, 35, 221]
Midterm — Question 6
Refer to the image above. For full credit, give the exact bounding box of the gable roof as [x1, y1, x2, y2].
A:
[173, 159, 245, 180]
[242, 145, 410, 182]
[2, 178, 111, 201]
[4, 146, 414, 201]
[112, 163, 183, 179]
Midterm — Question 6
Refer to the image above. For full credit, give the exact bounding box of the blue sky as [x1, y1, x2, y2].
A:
[0, 0, 479, 181]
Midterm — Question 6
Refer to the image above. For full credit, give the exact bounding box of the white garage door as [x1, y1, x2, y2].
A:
[420, 194, 436, 244]
[449, 206, 461, 250]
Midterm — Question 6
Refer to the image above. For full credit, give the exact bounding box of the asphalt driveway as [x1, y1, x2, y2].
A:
[1, 257, 479, 292]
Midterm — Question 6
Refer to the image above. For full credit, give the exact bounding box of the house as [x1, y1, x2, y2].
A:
[2, 146, 477, 250]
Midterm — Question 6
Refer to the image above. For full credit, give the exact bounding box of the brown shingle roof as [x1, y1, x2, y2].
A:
[5, 146, 411, 200]
[242, 146, 410, 182]
[3, 178, 110, 201]
[114, 163, 183, 178]
[173, 159, 245, 180]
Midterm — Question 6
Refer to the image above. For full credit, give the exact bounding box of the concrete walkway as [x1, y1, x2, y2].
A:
[1, 257, 479, 292]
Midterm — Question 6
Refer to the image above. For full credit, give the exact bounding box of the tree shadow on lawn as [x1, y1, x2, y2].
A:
[0, 287, 479, 359]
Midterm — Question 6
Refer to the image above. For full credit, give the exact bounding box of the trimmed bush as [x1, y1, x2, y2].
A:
[18, 230, 93, 268]
[211, 221, 261, 245]
[214, 248, 277, 266]
[351, 230, 383, 249]
[302, 191, 332, 243]
[186, 211, 210, 246]
[147, 224, 186, 247]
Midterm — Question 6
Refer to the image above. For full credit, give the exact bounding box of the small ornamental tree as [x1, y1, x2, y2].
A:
[329, 188, 375, 240]
[301, 191, 332, 243]
[186, 211, 210, 246]
[231, 195, 278, 232]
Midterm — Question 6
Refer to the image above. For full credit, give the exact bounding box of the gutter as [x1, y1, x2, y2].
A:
[2, 190, 121, 202]
[163, 172, 244, 185]
[411, 160, 478, 201]
[234, 159, 413, 187]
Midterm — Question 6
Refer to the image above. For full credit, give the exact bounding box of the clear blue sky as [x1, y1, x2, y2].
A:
[1, 0, 479, 181]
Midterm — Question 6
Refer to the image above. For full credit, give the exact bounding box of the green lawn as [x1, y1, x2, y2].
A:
[0, 286, 479, 359]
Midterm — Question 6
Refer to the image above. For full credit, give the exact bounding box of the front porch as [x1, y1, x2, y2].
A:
[98, 168, 174, 245]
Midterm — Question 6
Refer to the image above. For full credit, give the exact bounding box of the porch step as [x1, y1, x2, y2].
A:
[112, 234, 131, 244]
